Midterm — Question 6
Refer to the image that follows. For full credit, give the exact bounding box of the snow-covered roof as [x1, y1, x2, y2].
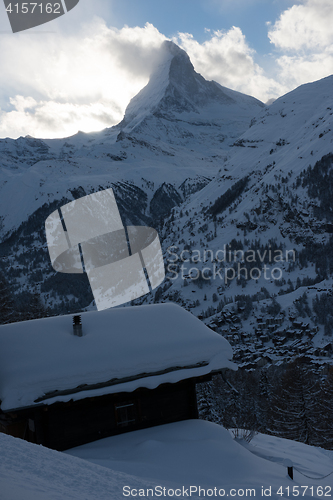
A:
[0, 303, 234, 411]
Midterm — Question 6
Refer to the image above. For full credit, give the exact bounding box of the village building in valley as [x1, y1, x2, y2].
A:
[0, 303, 234, 451]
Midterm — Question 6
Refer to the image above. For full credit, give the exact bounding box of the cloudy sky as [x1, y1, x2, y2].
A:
[0, 0, 332, 139]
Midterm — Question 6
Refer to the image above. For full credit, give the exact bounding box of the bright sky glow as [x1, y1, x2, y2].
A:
[0, 0, 332, 139]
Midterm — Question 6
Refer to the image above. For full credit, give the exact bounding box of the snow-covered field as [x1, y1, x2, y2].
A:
[2, 420, 332, 499]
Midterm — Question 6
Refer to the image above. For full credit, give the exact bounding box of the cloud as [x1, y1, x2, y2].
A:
[267, 0, 333, 90]
[0, 96, 123, 139]
[175, 27, 286, 103]
[268, 0, 333, 51]
[0, 19, 165, 138]
[275, 48, 333, 89]
[1, 2, 332, 140]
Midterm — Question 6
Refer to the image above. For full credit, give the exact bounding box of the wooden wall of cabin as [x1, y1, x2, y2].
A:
[37, 379, 199, 451]
[0, 407, 46, 444]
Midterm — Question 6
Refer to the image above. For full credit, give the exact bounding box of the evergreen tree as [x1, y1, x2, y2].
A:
[268, 361, 321, 445]
[19, 288, 46, 321]
[256, 369, 273, 433]
[0, 272, 15, 324]
[219, 370, 259, 431]
[316, 368, 333, 449]
[196, 380, 221, 424]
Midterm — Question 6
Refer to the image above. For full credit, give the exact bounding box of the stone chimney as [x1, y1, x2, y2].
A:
[73, 315, 82, 337]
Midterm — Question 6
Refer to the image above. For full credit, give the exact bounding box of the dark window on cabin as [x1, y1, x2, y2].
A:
[115, 402, 137, 427]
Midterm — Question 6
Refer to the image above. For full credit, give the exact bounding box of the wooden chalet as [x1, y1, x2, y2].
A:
[0, 303, 234, 451]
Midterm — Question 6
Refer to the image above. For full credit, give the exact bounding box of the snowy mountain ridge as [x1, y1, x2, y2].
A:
[184, 74, 333, 212]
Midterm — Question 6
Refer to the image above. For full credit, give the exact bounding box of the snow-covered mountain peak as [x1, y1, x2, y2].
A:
[119, 39, 214, 129]
[118, 40, 264, 147]
[119, 41, 177, 129]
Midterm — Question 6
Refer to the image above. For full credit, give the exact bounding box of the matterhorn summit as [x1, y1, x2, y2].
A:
[118, 40, 264, 148]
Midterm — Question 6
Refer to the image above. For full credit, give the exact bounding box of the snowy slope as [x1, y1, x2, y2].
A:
[143, 74, 333, 366]
[2, 421, 332, 500]
[159, 75, 333, 284]
[0, 432, 158, 500]
[67, 420, 333, 498]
